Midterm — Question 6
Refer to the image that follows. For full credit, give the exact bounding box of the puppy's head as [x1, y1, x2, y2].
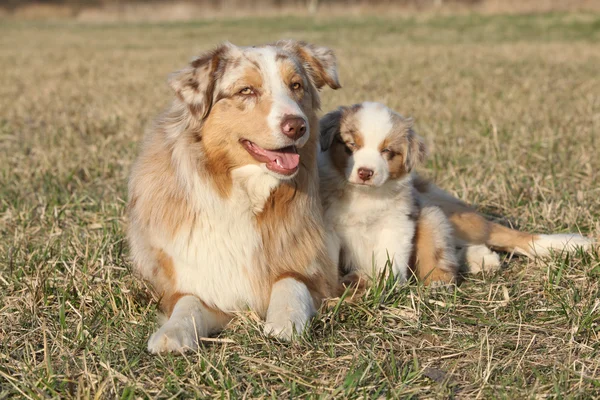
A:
[169, 40, 340, 180]
[320, 102, 426, 187]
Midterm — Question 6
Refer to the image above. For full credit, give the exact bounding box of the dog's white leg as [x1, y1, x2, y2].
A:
[372, 229, 413, 283]
[148, 295, 228, 354]
[264, 277, 316, 340]
[462, 244, 502, 274]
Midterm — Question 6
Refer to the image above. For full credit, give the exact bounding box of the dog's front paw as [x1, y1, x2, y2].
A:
[147, 322, 198, 354]
[263, 317, 306, 341]
[428, 280, 456, 293]
[264, 277, 315, 341]
[464, 245, 501, 274]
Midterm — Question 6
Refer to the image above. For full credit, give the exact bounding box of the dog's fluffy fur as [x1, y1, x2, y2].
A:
[414, 175, 594, 264]
[319, 102, 459, 285]
[127, 40, 341, 353]
[318, 102, 594, 287]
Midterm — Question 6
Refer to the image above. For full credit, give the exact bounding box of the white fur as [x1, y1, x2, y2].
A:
[264, 278, 316, 340]
[159, 164, 272, 314]
[232, 165, 281, 214]
[148, 295, 222, 353]
[251, 47, 310, 149]
[461, 244, 502, 274]
[347, 103, 393, 186]
[523, 234, 594, 258]
[321, 155, 416, 282]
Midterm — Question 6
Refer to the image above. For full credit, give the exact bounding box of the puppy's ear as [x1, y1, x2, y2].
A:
[168, 43, 232, 119]
[404, 123, 427, 172]
[275, 40, 341, 90]
[319, 109, 344, 151]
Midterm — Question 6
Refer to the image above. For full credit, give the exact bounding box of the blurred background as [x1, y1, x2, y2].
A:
[2, 0, 599, 20]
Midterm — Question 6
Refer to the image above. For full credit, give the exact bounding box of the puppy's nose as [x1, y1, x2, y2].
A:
[358, 168, 374, 181]
[280, 116, 307, 140]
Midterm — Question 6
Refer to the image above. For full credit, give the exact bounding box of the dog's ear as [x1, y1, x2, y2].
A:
[275, 40, 341, 90]
[168, 43, 232, 119]
[404, 122, 427, 172]
[319, 108, 344, 151]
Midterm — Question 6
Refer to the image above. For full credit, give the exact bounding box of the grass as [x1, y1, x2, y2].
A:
[1, 12, 600, 399]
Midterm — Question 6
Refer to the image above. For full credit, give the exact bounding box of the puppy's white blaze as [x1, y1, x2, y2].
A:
[525, 234, 594, 258]
[355, 102, 393, 147]
[264, 278, 315, 340]
[148, 296, 213, 353]
[347, 102, 394, 185]
[257, 47, 308, 148]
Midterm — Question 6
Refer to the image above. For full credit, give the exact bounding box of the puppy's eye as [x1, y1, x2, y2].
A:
[381, 148, 391, 154]
[291, 82, 302, 91]
[347, 142, 357, 148]
[239, 87, 254, 95]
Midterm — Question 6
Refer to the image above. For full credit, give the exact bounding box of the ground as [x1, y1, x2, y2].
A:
[0, 13, 599, 399]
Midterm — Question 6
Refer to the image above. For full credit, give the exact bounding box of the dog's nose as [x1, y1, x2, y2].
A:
[358, 168, 374, 181]
[280, 116, 307, 140]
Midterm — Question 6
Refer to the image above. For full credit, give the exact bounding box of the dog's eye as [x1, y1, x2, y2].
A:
[291, 82, 302, 91]
[347, 142, 357, 149]
[239, 87, 254, 95]
[381, 148, 391, 154]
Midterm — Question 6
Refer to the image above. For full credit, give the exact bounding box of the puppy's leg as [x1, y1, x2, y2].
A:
[416, 177, 594, 258]
[411, 206, 459, 286]
[148, 295, 231, 354]
[460, 244, 502, 274]
[373, 228, 414, 283]
[264, 277, 316, 340]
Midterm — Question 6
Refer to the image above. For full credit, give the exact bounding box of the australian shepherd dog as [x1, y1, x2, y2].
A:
[127, 40, 341, 353]
[318, 102, 593, 287]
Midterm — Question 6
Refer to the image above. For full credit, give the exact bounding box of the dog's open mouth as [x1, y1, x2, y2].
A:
[241, 140, 300, 176]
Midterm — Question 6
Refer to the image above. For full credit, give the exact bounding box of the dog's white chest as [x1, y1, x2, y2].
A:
[165, 168, 280, 314]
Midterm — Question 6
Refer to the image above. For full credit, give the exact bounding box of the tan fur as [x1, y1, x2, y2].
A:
[414, 177, 537, 253]
[409, 211, 457, 285]
[128, 129, 199, 240]
[253, 109, 337, 308]
[322, 106, 364, 177]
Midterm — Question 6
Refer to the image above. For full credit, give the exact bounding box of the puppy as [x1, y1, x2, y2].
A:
[127, 40, 341, 353]
[319, 102, 459, 286]
[319, 102, 594, 288]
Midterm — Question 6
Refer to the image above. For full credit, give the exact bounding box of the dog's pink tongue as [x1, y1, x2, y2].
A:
[263, 148, 300, 170]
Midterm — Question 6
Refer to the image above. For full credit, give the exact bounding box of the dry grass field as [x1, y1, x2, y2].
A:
[1, 13, 600, 399]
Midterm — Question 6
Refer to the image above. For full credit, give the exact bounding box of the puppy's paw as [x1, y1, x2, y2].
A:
[147, 322, 198, 354]
[464, 245, 501, 274]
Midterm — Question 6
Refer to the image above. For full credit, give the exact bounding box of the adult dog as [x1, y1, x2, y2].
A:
[127, 40, 340, 353]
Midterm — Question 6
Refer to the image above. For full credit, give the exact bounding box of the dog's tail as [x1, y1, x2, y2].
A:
[414, 176, 594, 258]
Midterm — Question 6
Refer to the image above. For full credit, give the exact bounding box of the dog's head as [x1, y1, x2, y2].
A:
[169, 40, 340, 180]
[320, 102, 426, 187]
